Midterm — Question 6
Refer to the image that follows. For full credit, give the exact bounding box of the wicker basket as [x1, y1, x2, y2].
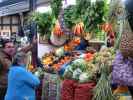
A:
[119, 28, 133, 58]
[119, 12, 133, 58]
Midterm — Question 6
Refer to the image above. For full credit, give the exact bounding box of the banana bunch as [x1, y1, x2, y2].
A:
[42, 53, 54, 65]
[42, 57, 53, 65]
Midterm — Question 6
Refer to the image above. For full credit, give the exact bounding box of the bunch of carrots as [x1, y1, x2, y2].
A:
[100, 23, 115, 46]
[73, 22, 84, 36]
[100, 23, 115, 38]
[53, 20, 64, 37]
[100, 23, 113, 33]
[64, 38, 81, 52]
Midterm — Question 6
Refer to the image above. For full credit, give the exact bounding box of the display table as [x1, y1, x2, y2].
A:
[89, 40, 105, 51]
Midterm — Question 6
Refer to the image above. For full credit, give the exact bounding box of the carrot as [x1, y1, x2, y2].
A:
[77, 24, 81, 35]
[53, 21, 64, 36]
[74, 24, 77, 35]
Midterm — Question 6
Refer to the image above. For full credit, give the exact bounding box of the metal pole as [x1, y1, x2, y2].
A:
[29, 0, 38, 68]
[30, 0, 36, 11]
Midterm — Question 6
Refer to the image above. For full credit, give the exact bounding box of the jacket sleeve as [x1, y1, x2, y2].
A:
[20, 70, 40, 87]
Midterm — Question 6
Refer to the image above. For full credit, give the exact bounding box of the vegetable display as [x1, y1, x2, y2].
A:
[28, 12, 55, 37]
[58, 0, 109, 38]
[63, 5, 77, 30]
[53, 56, 72, 71]
[73, 22, 84, 36]
[42, 53, 54, 65]
[40, 41, 117, 99]
[93, 64, 116, 100]
[75, 0, 109, 32]
[63, 57, 97, 83]
[92, 29, 106, 41]
[53, 20, 64, 37]
[50, 0, 62, 19]
[92, 47, 116, 100]
[28, 0, 123, 99]
[93, 47, 115, 67]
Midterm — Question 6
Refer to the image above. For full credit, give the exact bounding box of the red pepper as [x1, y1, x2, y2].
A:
[84, 53, 94, 61]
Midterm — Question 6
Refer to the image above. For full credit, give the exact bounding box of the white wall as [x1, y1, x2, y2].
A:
[38, 43, 55, 58]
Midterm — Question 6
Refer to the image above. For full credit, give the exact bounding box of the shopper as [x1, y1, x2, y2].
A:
[112, 0, 133, 96]
[5, 52, 40, 100]
[0, 37, 37, 100]
[112, 51, 133, 94]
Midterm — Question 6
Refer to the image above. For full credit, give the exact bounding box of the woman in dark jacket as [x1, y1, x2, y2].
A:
[5, 52, 40, 100]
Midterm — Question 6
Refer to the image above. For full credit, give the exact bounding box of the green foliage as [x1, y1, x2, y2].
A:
[51, 0, 62, 19]
[28, 0, 109, 37]
[63, 0, 109, 32]
[114, 32, 122, 50]
[93, 64, 116, 100]
[28, 12, 55, 36]
[64, 5, 77, 29]
[77, 0, 109, 32]
[71, 59, 88, 72]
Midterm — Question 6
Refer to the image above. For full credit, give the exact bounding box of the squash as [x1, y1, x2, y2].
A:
[73, 38, 81, 45]
[64, 44, 72, 52]
[113, 86, 129, 94]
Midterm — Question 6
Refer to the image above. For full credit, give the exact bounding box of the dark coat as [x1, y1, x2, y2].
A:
[0, 50, 12, 89]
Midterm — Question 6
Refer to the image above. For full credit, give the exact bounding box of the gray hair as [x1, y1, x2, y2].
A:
[12, 52, 27, 66]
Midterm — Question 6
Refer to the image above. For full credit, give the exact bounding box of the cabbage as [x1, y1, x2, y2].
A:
[72, 68, 82, 80]
[71, 59, 87, 71]
[63, 65, 73, 79]
[55, 47, 64, 57]
[79, 72, 94, 83]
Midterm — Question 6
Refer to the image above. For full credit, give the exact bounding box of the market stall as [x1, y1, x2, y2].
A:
[28, 0, 133, 100]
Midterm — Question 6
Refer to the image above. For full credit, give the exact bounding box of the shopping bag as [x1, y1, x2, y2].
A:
[74, 82, 96, 100]
[61, 79, 77, 100]
[42, 72, 61, 100]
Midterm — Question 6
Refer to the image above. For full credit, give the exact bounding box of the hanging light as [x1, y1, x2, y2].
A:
[122, 0, 126, 3]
